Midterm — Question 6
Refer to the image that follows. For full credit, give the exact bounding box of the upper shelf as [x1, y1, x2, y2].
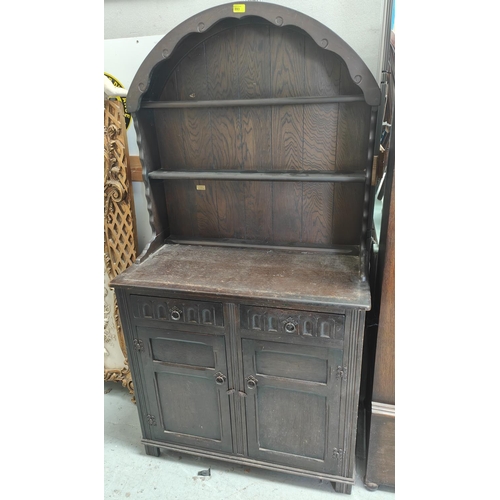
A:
[141, 95, 366, 109]
[148, 170, 366, 182]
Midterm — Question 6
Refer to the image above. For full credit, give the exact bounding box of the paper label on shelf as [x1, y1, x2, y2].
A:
[196, 185, 206, 191]
[233, 4, 246, 13]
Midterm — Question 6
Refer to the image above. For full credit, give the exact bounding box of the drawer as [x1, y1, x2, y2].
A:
[130, 295, 224, 328]
[240, 305, 344, 341]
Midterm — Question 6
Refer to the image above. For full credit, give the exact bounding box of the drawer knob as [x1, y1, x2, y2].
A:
[246, 376, 258, 389]
[170, 307, 182, 321]
[283, 318, 298, 334]
[215, 372, 227, 385]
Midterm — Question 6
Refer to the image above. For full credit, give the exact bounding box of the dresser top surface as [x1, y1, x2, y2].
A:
[112, 244, 371, 309]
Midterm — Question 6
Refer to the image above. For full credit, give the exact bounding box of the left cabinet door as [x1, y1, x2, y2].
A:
[134, 326, 233, 453]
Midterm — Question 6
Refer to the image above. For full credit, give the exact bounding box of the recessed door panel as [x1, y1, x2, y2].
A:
[137, 327, 233, 453]
[257, 386, 326, 459]
[156, 371, 222, 440]
[242, 338, 343, 473]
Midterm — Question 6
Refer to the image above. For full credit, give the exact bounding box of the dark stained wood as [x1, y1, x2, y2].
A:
[302, 37, 341, 171]
[365, 168, 395, 491]
[113, 7, 380, 495]
[215, 180, 246, 239]
[270, 29, 304, 243]
[238, 25, 273, 241]
[112, 244, 370, 310]
[127, 3, 381, 113]
[133, 109, 168, 236]
[176, 44, 213, 169]
[206, 28, 242, 169]
[242, 338, 342, 473]
[163, 179, 198, 237]
[141, 96, 366, 109]
[365, 409, 395, 489]
[166, 238, 358, 255]
[156, 70, 184, 170]
[332, 61, 371, 245]
[243, 181, 273, 241]
[138, 327, 234, 453]
[149, 22, 374, 249]
[150, 171, 366, 182]
[301, 182, 334, 246]
[272, 181, 303, 244]
[194, 179, 219, 238]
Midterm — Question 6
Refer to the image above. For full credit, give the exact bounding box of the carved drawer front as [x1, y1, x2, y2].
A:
[130, 295, 224, 328]
[240, 305, 344, 341]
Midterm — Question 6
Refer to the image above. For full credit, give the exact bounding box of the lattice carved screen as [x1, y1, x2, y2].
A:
[104, 99, 138, 397]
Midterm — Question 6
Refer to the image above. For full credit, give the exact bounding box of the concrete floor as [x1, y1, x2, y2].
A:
[104, 381, 395, 499]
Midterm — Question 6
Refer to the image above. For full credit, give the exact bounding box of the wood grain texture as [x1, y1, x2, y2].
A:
[332, 61, 371, 245]
[163, 180, 198, 237]
[194, 179, 219, 238]
[111, 244, 371, 309]
[372, 173, 395, 404]
[302, 37, 340, 171]
[273, 181, 302, 244]
[301, 182, 334, 246]
[365, 410, 395, 489]
[114, 12, 376, 493]
[128, 155, 143, 182]
[156, 70, 185, 169]
[206, 29, 242, 169]
[177, 45, 213, 169]
[244, 181, 273, 241]
[238, 25, 272, 170]
[216, 181, 246, 239]
[145, 22, 373, 249]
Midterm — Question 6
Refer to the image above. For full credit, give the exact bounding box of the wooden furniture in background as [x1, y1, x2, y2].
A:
[364, 32, 395, 491]
[364, 168, 394, 490]
[112, 2, 382, 494]
[104, 99, 138, 397]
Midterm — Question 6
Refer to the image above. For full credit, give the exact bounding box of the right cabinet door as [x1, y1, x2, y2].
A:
[242, 338, 344, 474]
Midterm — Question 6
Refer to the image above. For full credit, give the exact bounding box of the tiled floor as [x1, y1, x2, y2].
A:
[104, 382, 395, 499]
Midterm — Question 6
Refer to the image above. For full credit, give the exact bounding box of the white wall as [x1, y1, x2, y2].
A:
[104, 0, 390, 253]
[105, 0, 388, 81]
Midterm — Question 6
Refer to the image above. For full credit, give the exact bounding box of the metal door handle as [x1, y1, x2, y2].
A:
[215, 372, 227, 385]
[246, 376, 258, 389]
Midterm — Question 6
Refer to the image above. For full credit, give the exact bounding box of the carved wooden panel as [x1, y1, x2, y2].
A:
[240, 305, 344, 340]
[130, 295, 224, 328]
[104, 99, 138, 396]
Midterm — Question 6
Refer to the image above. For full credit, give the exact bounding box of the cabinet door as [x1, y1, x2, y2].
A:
[242, 338, 343, 474]
[137, 327, 233, 453]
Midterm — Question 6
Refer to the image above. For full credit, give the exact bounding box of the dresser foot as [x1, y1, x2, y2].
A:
[364, 480, 379, 491]
[145, 445, 160, 457]
[332, 482, 352, 494]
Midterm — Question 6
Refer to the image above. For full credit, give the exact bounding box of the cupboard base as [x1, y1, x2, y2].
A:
[141, 439, 355, 493]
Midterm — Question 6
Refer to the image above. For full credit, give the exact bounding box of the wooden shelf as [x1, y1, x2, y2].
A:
[148, 170, 366, 183]
[141, 95, 366, 109]
[166, 237, 360, 255]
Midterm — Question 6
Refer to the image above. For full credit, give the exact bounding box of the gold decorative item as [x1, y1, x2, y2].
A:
[104, 98, 138, 399]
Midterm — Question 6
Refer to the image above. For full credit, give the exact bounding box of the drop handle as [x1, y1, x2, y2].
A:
[215, 372, 227, 385]
[283, 317, 298, 334]
[170, 307, 182, 321]
[246, 375, 258, 389]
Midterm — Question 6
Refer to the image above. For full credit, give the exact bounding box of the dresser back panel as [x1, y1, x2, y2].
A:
[146, 20, 370, 247]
